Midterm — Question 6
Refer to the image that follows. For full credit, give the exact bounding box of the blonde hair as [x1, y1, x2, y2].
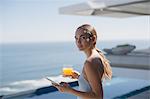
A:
[96, 48, 112, 80]
[77, 24, 112, 80]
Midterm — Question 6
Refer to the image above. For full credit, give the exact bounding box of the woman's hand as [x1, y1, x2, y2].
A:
[71, 71, 80, 79]
[63, 70, 80, 79]
[52, 82, 72, 93]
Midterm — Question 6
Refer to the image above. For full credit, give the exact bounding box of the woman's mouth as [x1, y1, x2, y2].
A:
[77, 44, 82, 48]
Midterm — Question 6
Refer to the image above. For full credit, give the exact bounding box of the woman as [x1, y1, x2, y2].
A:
[53, 24, 112, 99]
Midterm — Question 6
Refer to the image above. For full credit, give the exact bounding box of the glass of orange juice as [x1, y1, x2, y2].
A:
[62, 65, 73, 76]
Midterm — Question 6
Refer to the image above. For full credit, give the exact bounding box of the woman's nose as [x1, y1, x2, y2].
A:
[77, 38, 81, 44]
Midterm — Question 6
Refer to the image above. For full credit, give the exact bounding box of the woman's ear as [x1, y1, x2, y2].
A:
[91, 35, 96, 45]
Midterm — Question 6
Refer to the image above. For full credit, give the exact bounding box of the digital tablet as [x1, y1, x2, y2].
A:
[46, 77, 60, 85]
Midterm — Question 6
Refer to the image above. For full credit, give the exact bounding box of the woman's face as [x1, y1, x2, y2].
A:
[75, 29, 92, 51]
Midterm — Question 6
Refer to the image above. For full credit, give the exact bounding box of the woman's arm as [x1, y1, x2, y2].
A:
[54, 83, 102, 99]
[83, 60, 103, 98]
[54, 61, 103, 99]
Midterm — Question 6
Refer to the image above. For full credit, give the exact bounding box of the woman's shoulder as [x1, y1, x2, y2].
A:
[87, 55, 102, 64]
[85, 56, 103, 69]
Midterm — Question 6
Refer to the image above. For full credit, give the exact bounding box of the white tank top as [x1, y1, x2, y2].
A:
[77, 72, 91, 99]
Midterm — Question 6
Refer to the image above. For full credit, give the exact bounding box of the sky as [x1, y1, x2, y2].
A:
[0, 0, 149, 43]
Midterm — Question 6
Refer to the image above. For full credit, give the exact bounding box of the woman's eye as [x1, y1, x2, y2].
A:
[81, 36, 86, 39]
[75, 36, 77, 40]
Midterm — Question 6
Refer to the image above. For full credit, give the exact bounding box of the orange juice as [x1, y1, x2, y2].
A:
[63, 67, 73, 76]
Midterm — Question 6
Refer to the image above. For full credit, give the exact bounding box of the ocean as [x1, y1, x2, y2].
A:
[0, 40, 149, 87]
